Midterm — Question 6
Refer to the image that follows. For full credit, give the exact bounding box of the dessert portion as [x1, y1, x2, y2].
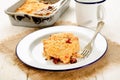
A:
[43, 33, 82, 64]
[16, 0, 56, 16]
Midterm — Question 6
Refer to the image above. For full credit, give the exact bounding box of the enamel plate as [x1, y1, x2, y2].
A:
[16, 26, 107, 71]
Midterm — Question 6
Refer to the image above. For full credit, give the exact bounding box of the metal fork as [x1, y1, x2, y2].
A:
[81, 21, 104, 58]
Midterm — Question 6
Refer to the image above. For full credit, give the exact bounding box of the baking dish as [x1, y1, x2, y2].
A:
[5, 0, 70, 28]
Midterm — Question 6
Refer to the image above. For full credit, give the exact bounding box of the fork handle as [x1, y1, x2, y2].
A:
[90, 21, 104, 43]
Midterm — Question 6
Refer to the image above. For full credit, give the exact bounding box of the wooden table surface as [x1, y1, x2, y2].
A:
[0, 0, 120, 80]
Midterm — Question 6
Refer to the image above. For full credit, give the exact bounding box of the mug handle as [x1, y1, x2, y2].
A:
[97, 5, 105, 21]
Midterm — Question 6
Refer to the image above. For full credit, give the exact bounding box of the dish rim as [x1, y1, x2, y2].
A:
[5, 0, 69, 18]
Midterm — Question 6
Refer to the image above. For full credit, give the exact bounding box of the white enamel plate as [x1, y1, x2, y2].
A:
[16, 26, 107, 71]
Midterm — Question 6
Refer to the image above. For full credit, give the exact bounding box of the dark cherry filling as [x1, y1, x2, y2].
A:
[66, 38, 72, 44]
[49, 57, 77, 64]
[52, 58, 60, 64]
[70, 57, 77, 64]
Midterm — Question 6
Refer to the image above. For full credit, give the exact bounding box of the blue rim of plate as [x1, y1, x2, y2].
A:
[15, 26, 108, 71]
[74, 0, 106, 4]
